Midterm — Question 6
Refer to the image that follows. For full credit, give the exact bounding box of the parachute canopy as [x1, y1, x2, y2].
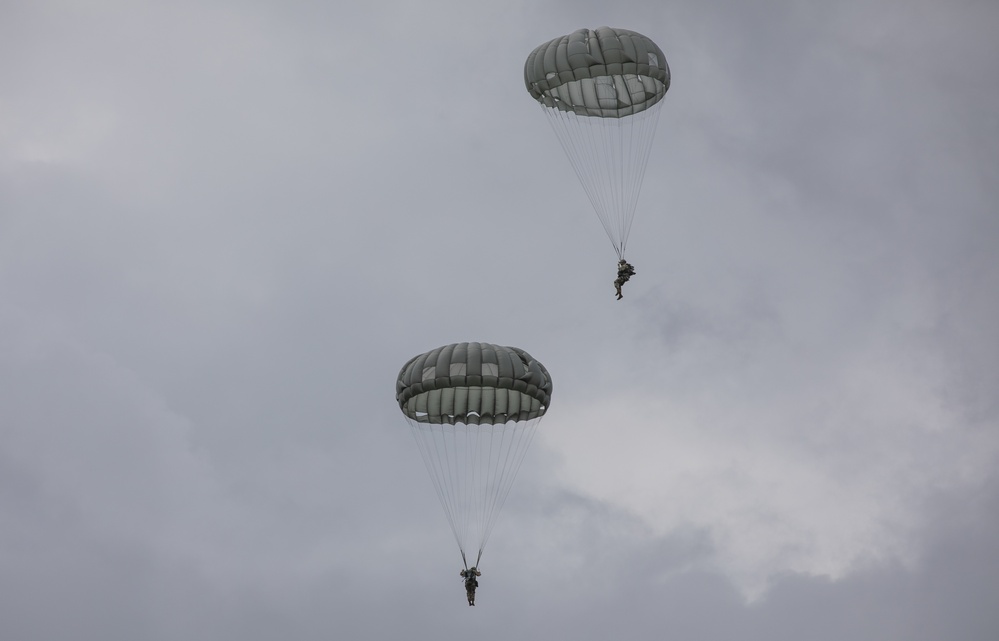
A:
[397, 342, 551, 425]
[524, 27, 670, 117]
[525, 27, 670, 259]
[396, 342, 552, 568]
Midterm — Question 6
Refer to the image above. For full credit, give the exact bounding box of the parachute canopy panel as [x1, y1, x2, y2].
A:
[396, 342, 552, 425]
[525, 27, 670, 118]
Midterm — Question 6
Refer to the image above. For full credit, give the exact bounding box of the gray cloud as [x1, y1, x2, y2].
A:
[2, 0, 997, 638]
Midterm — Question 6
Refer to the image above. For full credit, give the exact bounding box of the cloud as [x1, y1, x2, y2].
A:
[2, 0, 998, 638]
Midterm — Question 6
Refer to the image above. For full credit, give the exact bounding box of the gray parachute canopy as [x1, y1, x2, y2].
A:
[525, 27, 670, 118]
[396, 342, 552, 425]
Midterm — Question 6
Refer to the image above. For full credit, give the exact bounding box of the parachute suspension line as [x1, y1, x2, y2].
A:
[542, 104, 622, 258]
[619, 110, 636, 257]
[457, 423, 468, 555]
[465, 423, 489, 561]
[480, 422, 507, 558]
[408, 420, 466, 556]
[594, 110, 620, 256]
[464, 421, 479, 562]
[474, 423, 496, 565]
[450, 423, 470, 555]
[477, 417, 542, 557]
[612, 113, 626, 258]
[411, 427, 449, 540]
[540, 92, 664, 260]
[619, 101, 664, 257]
[408, 416, 542, 564]
[591, 113, 627, 259]
[477, 424, 502, 565]
[465, 422, 485, 557]
[470, 420, 535, 566]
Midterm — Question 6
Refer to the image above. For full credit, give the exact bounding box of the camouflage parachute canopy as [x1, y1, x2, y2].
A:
[525, 27, 670, 118]
[396, 342, 552, 425]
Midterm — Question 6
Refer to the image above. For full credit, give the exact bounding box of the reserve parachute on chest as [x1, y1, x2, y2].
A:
[396, 342, 552, 570]
[525, 27, 670, 260]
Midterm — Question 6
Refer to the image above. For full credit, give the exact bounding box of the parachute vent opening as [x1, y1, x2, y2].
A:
[421, 366, 435, 382]
[648, 53, 659, 68]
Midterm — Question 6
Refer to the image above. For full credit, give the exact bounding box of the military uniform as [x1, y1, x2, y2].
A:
[460, 567, 481, 606]
[614, 260, 636, 299]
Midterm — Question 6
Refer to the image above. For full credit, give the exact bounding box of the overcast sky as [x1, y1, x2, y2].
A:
[2, 0, 998, 639]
